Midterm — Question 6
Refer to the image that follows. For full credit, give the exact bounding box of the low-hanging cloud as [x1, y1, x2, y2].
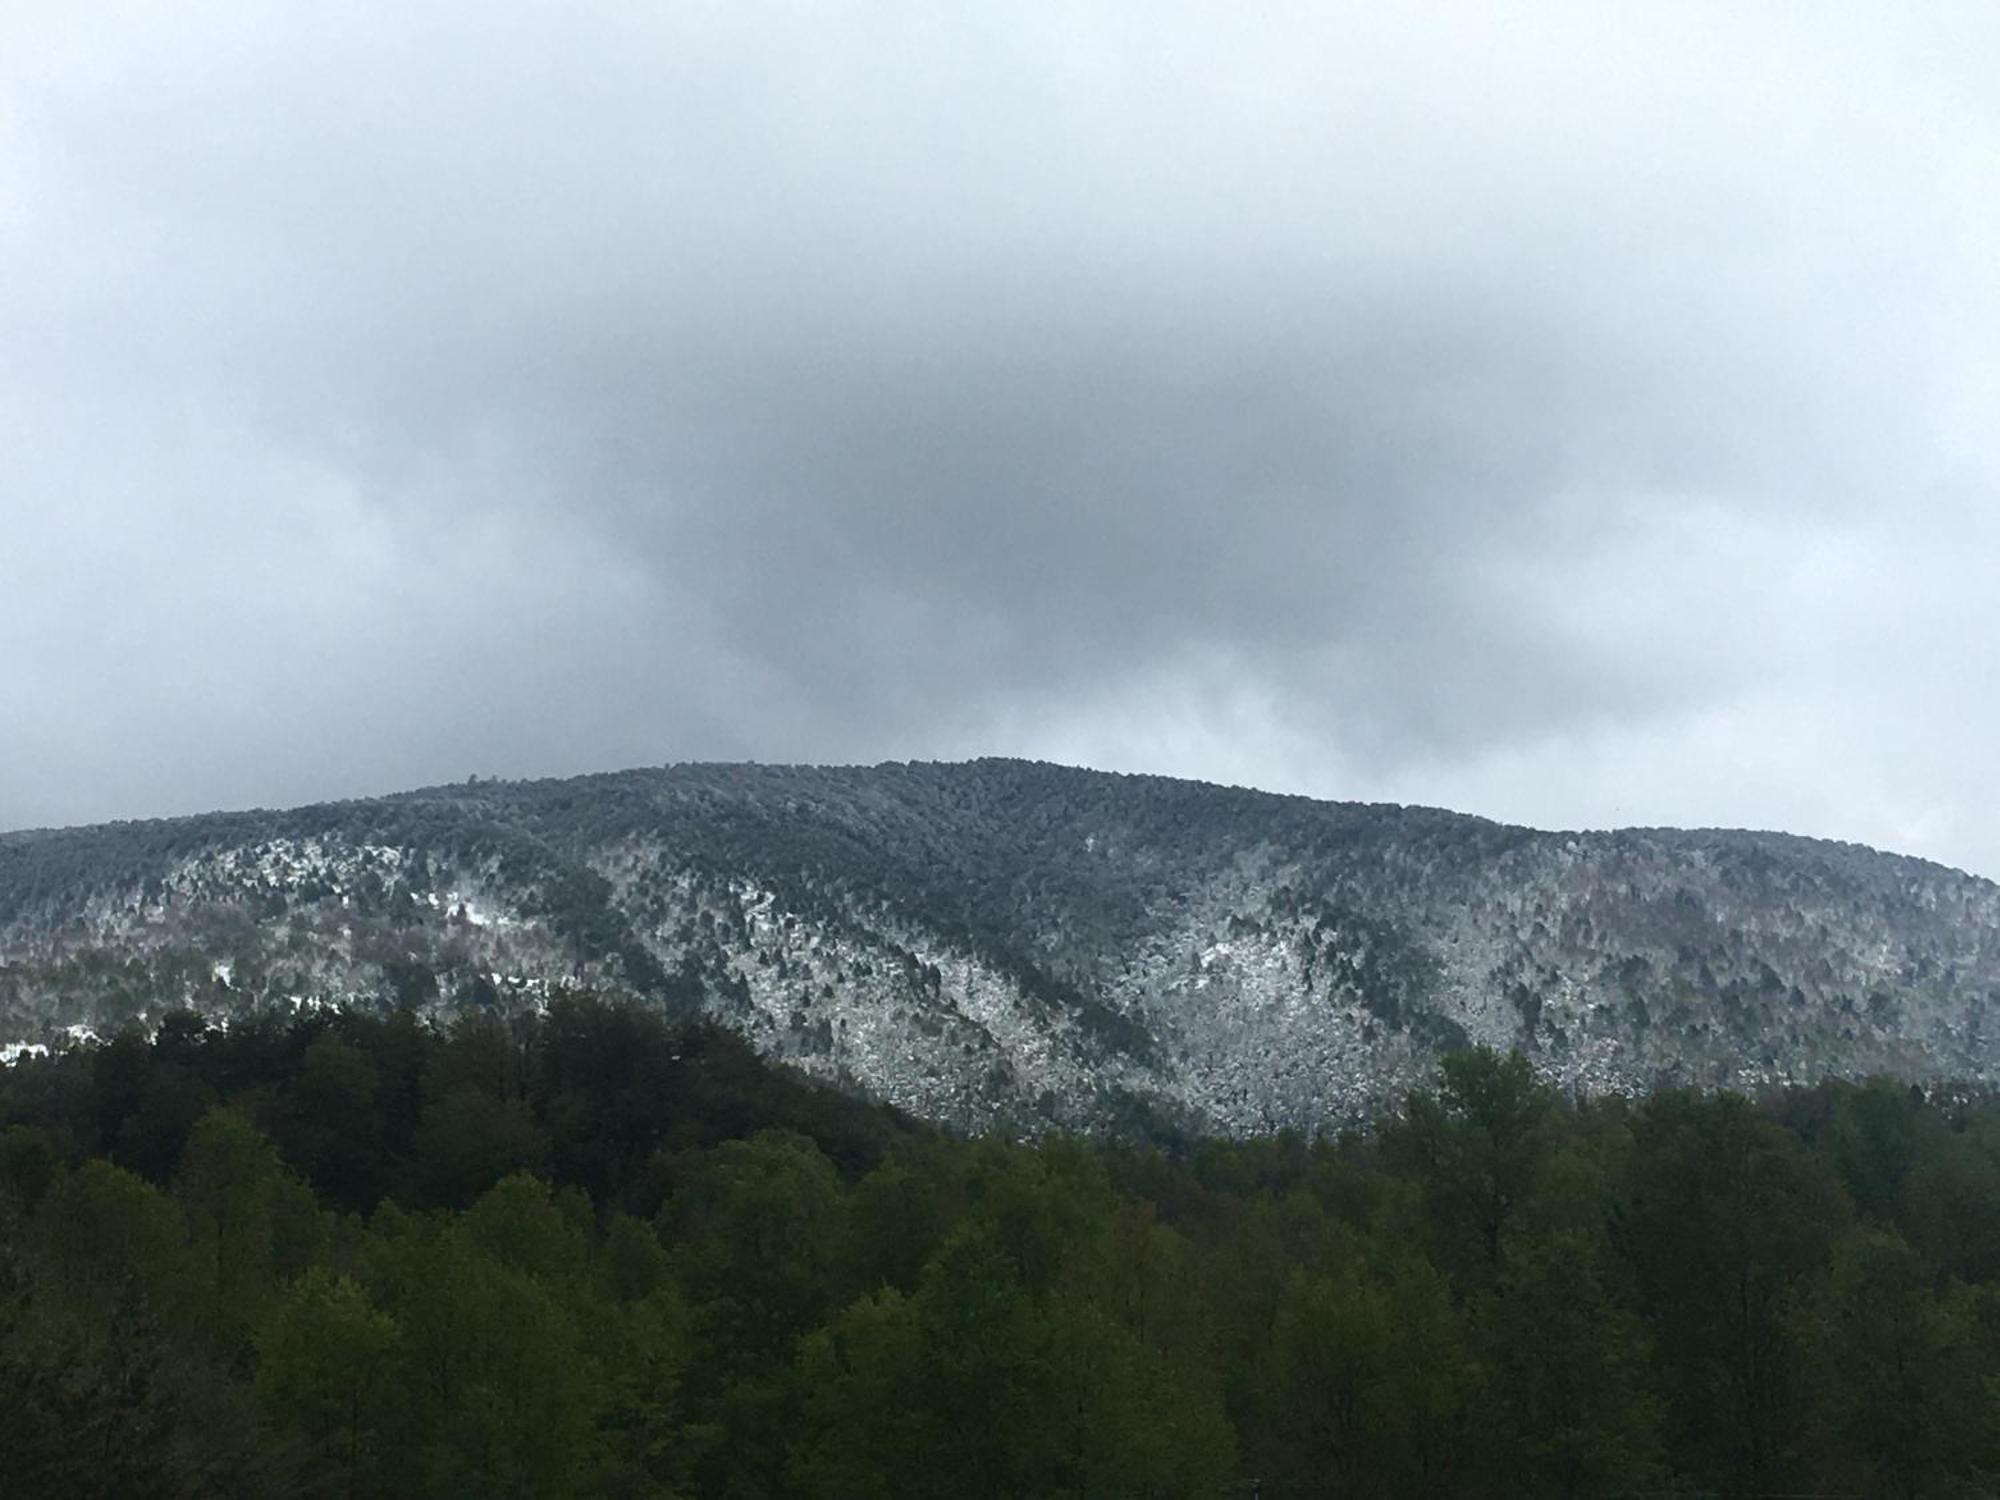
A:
[4, 1, 1997, 875]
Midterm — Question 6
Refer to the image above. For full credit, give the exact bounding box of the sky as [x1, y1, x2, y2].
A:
[3, 3, 1998, 876]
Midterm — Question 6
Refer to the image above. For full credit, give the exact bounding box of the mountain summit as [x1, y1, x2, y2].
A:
[4, 759, 1996, 1132]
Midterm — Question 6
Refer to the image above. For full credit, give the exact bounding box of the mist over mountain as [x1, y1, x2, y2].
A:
[5, 759, 1997, 1134]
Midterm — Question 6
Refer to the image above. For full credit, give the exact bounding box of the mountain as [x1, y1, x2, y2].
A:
[4, 759, 1998, 1133]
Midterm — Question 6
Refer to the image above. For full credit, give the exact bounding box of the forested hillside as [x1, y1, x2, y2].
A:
[8, 759, 2000, 1133]
[5, 999, 2000, 1497]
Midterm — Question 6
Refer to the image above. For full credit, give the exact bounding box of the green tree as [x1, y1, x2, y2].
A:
[666, 1130, 849, 1361]
[458, 1170, 592, 1284]
[278, 1031, 386, 1213]
[587, 1216, 691, 1499]
[795, 1224, 1233, 1499]
[362, 1216, 604, 1498]
[1622, 1090, 1850, 1495]
[0, 1271, 265, 1499]
[404, 1085, 548, 1209]
[40, 1157, 193, 1322]
[1808, 1227, 1986, 1498]
[1382, 1048, 1557, 1289]
[1257, 1263, 1399, 1495]
[255, 1267, 398, 1498]
[662, 1130, 848, 1496]
[0, 1123, 61, 1211]
[1249, 1246, 1477, 1498]
[173, 1107, 325, 1360]
[1483, 1224, 1662, 1498]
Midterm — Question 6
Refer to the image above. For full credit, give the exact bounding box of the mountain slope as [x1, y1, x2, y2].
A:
[4, 759, 1998, 1132]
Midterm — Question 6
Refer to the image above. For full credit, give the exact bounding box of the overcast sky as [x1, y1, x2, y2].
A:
[4, 3, 1997, 875]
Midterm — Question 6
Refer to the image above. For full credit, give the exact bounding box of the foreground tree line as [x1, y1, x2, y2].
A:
[3, 1001, 2000, 1497]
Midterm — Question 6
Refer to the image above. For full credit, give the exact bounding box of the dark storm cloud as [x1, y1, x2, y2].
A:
[3, 3, 1997, 872]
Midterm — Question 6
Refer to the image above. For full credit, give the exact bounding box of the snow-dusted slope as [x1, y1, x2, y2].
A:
[4, 760, 1998, 1132]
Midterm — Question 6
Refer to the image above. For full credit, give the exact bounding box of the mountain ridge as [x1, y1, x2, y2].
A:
[6, 756, 1976, 885]
[4, 758, 1997, 1133]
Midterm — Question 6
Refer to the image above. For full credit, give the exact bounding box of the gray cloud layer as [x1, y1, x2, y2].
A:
[4, 2, 1998, 873]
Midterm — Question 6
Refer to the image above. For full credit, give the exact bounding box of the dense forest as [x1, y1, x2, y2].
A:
[12, 760, 2000, 1139]
[4, 998, 2000, 1497]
